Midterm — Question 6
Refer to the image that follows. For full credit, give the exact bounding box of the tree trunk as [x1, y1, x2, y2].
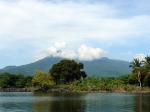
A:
[138, 71, 142, 88]
[139, 81, 142, 88]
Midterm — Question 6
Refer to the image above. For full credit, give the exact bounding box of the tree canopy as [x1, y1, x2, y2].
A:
[32, 70, 54, 91]
[0, 72, 32, 88]
[49, 59, 87, 84]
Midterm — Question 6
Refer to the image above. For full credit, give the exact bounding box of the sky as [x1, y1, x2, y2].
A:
[0, 0, 150, 68]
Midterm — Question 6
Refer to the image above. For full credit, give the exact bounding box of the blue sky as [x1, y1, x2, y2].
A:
[0, 0, 150, 68]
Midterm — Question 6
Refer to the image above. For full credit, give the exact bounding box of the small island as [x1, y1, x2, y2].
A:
[0, 57, 150, 93]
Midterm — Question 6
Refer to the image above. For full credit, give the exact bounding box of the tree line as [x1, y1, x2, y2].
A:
[32, 60, 87, 91]
[0, 72, 32, 88]
[0, 58, 150, 92]
[0, 60, 87, 91]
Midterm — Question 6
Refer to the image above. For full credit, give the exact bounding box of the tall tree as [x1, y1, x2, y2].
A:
[50, 59, 87, 84]
[143, 56, 150, 70]
[143, 56, 150, 86]
[129, 59, 143, 87]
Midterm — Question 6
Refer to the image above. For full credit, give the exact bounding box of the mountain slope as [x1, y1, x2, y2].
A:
[82, 57, 131, 76]
[0, 57, 131, 76]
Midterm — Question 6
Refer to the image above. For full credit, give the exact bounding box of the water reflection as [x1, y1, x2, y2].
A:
[0, 92, 150, 112]
[0, 92, 33, 112]
[32, 93, 86, 112]
[32, 93, 150, 112]
[135, 93, 150, 112]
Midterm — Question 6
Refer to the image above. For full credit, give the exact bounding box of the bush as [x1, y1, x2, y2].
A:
[32, 70, 54, 91]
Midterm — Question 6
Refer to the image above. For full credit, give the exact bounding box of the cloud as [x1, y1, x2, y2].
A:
[60, 50, 77, 59]
[34, 42, 105, 61]
[134, 53, 146, 61]
[0, 0, 150, 49]
[78, 44, 104, 61]
[54, 42, 66, 49]
[0, 0, 150, 67]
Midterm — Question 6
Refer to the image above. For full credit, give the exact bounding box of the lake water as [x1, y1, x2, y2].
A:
[0, 92, 150, 112]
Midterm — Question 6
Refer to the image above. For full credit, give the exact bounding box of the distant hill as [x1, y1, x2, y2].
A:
[0, 57, 131, 77]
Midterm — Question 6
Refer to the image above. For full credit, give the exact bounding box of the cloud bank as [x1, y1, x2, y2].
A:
[0, 0, 150, 48]
[34, 42, 105, 61]
[0, 0, 150, 67]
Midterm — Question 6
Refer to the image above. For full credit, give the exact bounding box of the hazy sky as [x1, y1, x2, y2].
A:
[0, 0, 150, 68]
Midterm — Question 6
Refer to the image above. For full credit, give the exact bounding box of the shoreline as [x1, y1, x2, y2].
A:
[0, 87, 150, 93]
[0, 88, 31, 92]
[0, 90, 150, 94]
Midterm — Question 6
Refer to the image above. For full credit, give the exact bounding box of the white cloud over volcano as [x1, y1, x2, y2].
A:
[34, 42, 105, 61]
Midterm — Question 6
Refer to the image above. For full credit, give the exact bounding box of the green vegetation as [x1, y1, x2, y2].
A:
[130, 56, 150, 87]
[32, 70, 54, 91]
[0, 58, 150, 93]
[51, 74, 150, 93]
[0, 72, 32, 88]
[50, 60, 87, 84]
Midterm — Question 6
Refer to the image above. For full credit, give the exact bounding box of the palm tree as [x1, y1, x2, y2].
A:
[142, 56, 150, 86]
[143, 56, 150, 70]
[129, 59, 142, 87]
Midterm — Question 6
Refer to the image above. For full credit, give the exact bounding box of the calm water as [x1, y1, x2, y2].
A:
[0, 92, 150, 112]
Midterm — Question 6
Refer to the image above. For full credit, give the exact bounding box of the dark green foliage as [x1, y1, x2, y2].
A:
[0, 72, 32, 88]
[80, 71, 87, 78]
[0, 73, 10, 88]
[143, 74, 150, 87]
[128, 74, 138, 85]
[24, 76, 32, 87]
[118, 74, 138, 85]
[143, 56, 150, 70]
[50, 60, 87, 84]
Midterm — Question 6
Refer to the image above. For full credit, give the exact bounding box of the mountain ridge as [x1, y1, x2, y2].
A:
[0, 57, 131, 76]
